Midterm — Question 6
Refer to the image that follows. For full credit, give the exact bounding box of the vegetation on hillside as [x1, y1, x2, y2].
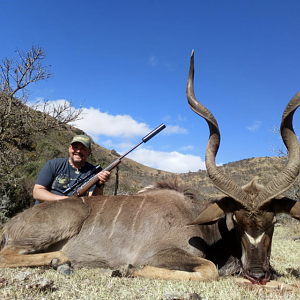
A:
[0, 45, 82, 222]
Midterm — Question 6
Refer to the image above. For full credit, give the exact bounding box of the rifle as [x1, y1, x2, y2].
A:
[62, 164, 102, 196]
[64, 123, 166, 197]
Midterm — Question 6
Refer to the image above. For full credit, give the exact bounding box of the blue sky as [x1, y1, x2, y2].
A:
[1, 0, 300, 173]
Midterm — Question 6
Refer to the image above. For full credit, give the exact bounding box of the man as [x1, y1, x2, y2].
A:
[33, 135, 110, 203]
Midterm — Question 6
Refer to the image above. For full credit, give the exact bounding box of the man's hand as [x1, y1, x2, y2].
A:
[33, 184, 69, 202]
[97, 170, 110, 184]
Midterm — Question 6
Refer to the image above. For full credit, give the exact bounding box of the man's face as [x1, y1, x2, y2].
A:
[69, 142, 91, 166]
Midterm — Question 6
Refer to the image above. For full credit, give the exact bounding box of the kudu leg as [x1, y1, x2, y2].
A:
[116, 248, 219, 281]
[0, 247, 70, 268]
[129, 261, 218, 281]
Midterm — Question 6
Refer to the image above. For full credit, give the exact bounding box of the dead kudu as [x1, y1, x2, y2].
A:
[1, 51, 300, 284]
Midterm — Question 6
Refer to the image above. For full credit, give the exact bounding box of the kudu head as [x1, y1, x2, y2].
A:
[186, 50, 300, 284]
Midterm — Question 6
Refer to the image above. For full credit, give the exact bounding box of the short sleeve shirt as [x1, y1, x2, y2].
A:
[35, 157, 98, 196]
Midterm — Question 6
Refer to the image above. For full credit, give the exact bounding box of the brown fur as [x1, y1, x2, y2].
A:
[0, 187, 220, 281]
[1, 178, 299, 283]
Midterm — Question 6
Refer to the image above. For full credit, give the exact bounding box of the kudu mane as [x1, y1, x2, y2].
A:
[138, 178, 197, 200]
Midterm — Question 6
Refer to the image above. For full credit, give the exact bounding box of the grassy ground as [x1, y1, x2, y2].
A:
[0, 224, 299, 300]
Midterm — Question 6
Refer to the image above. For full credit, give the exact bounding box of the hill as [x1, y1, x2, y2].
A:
[1, 118, 299, 225]
[176, 156, 294, 199]
[28, 125, 297, 200]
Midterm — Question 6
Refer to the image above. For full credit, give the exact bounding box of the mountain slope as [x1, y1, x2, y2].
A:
[25, 125, 297, 201]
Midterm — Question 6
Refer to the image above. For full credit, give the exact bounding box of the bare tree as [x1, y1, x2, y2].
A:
[266, 125, 290, 156]
[0, 45, 83, 221]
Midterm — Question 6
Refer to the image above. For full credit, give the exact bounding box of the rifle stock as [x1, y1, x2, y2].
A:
[74, 159, 121, 196]
[72, 123, 166, 196]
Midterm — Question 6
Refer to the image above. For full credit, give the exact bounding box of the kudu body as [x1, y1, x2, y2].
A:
[1, 51, 300, 283]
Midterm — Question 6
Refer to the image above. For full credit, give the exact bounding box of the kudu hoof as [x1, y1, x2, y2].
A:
[57, 263, 74, 276]
[111, 264, 133, 278]
[51, 259, 74, 276]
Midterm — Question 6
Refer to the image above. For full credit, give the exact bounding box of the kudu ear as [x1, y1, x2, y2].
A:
[272, 197, 300, 220]
[187, 197, 235, 225]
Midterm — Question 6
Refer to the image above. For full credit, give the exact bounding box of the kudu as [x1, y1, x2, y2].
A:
[1, 51, 300, 284]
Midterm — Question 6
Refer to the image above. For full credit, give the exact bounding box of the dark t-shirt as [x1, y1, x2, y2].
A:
[35, 157, 99, 197]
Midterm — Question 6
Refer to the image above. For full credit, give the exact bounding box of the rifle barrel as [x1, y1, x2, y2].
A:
[142, 123, 166, 142]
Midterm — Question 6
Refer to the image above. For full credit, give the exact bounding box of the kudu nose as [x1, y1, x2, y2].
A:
[251, 268, 265, 279]
[244, 267, 270, 285]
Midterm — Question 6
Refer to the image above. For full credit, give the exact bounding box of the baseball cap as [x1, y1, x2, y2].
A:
[70, 135, 91, 149]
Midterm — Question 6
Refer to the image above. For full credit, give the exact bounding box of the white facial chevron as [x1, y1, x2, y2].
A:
[245, 232, 264, 245]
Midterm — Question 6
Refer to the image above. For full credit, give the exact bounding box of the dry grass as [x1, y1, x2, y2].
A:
[0, 225, 299, 300]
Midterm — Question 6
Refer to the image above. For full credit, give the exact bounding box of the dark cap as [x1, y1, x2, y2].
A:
[70, 135, 91, 149]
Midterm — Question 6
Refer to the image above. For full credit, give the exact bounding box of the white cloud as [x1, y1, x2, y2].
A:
[164, 125, 188, 135]
[164, 61, 177, 72]
[103, 139, 113, 147]
[28, 99, 198, 173]
[180, 145, 194, 151]
[176, 114, 186, 122]
[127, 148, 205, 173]
[28, 98, 79, 120]
[247, 120, 262, 132]
[148, 55, 158, 66]
[74, 107, 150, 139]
[71, 105, 188, 140]
[163, 114, 186, 123]
[30, 99, 188, 140]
